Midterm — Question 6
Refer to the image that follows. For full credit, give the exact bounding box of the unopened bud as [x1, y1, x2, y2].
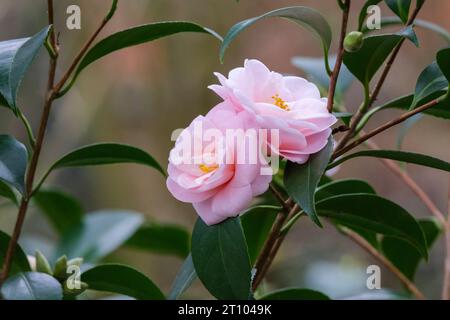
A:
[35, 250, 53, 276]
[344, 31, 364, 52]
[53, 255, 68, 280]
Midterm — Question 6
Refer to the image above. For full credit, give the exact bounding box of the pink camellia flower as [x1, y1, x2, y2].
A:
[209, 59, 337, 163]
[166, 101, 272, 225]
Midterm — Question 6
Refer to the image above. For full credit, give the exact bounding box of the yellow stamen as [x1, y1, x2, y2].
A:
[271, 94, 289, 110]
[199, 163, 219, 173]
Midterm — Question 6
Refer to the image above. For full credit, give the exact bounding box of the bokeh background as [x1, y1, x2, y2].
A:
[0, 0, 449, 299]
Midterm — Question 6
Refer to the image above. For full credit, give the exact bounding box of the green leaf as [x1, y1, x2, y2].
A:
[259, 288, 330, 300]
[220, 6, 332, 65]
[0, 26, 51, 112]
[284, 138, 333, 227]
[241, 205, 280, 264]
[328, 150, 450, 173]
[334, 112, 353, 126]
[382, 218, 442, 280]
[0, 272, 62, 300]
[43, 143, 165, 185]
[343, 27, 417, 86]
[60, 22, 221, 96]
[292, 55, 354, 95]
[411, 61, 448, 109]
[0, 230, 31, 275]
[33, 190, 84, 235]
[363, 18, 450, 44]
[0, 180, 18, 204]
[126, 222, 190, 258]
[82, 264, 165, 300]
[0, 135, 28, 194]
[315, 179, 376, 202]
[191, 217, 251, 300]
[316, 194, 428, 258]
[358, 0, 383, 31]
[168, 254, 197, 300]
[54, 210, 144, 262]
[437, 47, 450, 82]
[385, 0, 412, 24]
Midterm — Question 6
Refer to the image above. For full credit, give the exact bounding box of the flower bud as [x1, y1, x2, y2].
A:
[344, 31, 364, 52]
[53, 255, 68, 280]
[35, 250, 53, 276]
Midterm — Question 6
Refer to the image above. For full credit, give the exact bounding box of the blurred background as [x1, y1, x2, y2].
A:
[0, 0, 449, 299]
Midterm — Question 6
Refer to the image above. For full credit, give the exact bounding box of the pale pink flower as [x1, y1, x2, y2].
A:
[209, 59, 337, 163]
[166, 101, 271, 225]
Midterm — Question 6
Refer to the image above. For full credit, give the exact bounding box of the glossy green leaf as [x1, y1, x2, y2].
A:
[45, 143, 165, 182]
[126, 222, 190, 258]
[54, 210, 144, 262]
[220, 6, 332, 64]
[328, 150, 450, 173]
[437, 48, 450, 82]
[0, 180, 18, 204]
[191, 217, 251, 300]
[411, 61, 448, 108]
[358, 0, 383, 31]
[315, 179, 376, 202]
[284, 138, 333, 227]
[260, 288, 330, 300]
[292, 55, 354, 95]
[343, 27, 417, 86]
[0, 26, 50, 111]
[168, 254, 197, 300]
[241, 205, 280, 264]
[60, 22, 221, 96]
[34, 190, 84, 235]
[382, 218, 442, 280]
[82, 264, 165, 300]
[363, 18, 450, 44]
[385, 0, 412, 24]
[1, 272, 62, 300]
[0, 135, 27, 194]
[0, 230, 31, 275]
[316, 194, 428, 258]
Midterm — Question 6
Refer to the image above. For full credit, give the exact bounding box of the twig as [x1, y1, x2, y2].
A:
[327, 0, 350, 113]
[366, 139, 447, 225]
[332, 96, 445, 159]
[52, 0, 118, 96]
[252, 203, 299, 291]
[269, 183, 290, 212]
[342, 228, 426, 300]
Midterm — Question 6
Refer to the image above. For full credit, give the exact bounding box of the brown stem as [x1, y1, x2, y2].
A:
[327, 0, 350, 113]
[52, 1, 116, 95]
[335, 4, 424, 151]
[0, 0, 59, 284]
[366, 139, 447, 225]
[332, 96, 444, 160]
[268, 183, 291, 212]
[342, 228, 426, 299]
[252, 203, 298, 291]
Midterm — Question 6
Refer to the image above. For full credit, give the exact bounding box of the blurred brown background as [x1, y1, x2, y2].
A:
[0, 0, 449, 299]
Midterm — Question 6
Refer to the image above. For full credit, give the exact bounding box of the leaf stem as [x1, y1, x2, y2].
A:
[342, 227, 426, 300]
[17, 109, 36, 150]
[327, 0, 351, 112]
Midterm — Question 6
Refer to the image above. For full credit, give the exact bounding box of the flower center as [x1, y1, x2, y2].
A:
[199, 163, 219, 174]
[271, 94, 289, 111]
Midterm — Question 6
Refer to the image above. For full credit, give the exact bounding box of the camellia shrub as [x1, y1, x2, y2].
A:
[0, 0, 449, 301]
